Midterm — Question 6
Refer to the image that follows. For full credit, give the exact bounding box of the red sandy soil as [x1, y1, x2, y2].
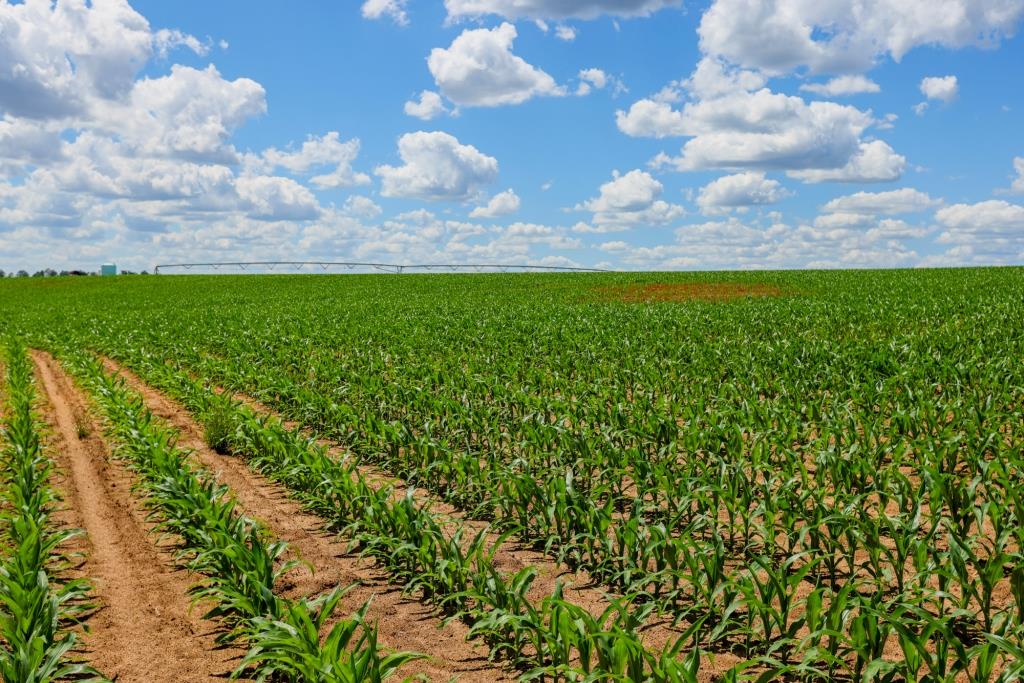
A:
[596, 282, 783, 303]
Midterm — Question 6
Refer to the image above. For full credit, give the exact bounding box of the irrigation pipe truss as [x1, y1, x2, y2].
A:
[153, 261, 612, 274]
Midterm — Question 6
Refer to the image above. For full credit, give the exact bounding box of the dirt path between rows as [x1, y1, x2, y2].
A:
[31, 350, 241, 682]
[101, 356, 695, 660]
[97, 356, 512, 682]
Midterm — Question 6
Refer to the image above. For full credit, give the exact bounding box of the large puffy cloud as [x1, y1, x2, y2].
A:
[428, 23, 564, 107]
[0, 2, 266, 168]
[621, 59, 905, 181]
[112, 65, 265, 162]
[375, 131, 499, 201]
[697, 172, 790, 213]
[0, 0, 265, 164]
[640, 88, 879, 172]
[698, 0, 1024, 75]
[0, 2, 347, 272]
[0, 1, 315, 246]
[616, 58, 766, 135]
[0, 0, 154, 119]
[574, 169, 684, 230]
[444, 0, 681, 20]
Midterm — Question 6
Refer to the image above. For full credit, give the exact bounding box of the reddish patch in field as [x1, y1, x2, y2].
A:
[596, 282, 783, 303]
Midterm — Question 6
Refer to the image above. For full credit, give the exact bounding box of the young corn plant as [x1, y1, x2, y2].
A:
[67, 351, 419, 682]
[90, 350, 709, 681]
[236, 588, 425, 682]
[0, 342, 102, 682]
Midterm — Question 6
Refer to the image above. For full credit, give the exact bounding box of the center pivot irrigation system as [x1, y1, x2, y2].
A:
[153, 261, 612, 274]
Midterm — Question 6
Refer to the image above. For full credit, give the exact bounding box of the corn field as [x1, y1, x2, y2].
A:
[0, 268, 1022, 682]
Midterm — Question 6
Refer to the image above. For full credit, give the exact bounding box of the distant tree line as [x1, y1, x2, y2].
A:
[0, 269, 149, 277]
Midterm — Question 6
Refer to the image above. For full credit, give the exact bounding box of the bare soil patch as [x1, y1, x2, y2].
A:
[595, 282, 783, 303]
[30, 350, 241, 682]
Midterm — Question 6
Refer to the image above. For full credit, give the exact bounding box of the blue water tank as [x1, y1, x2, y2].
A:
[101, 264, 117, 276]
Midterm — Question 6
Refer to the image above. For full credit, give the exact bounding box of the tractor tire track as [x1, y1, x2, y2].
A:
[31, 350, 241, 683]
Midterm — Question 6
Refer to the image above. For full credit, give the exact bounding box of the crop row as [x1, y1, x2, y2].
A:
[76, 347, 705, 682]
[7, 269, 1024, 682]
[0, 342, 99, 682]
[96, 336, 1024, 681]
[63, 351, 422, 682]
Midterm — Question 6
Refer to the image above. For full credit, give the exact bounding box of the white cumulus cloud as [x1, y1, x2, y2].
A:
[404, 90, 449, 120]
[375, 131, 499, 201]
[788, 140, 906, 183]
[0, 0, 154, 119]
[361, 0, 409, 25]
[116, 65, 266, 162]
[261, 132, 370, 189]
[428, 23, 565, 107]
[616, 99, 688, 138]
[822, 188, 940, 215]
[936, 200, 1024, 233]
[575, 169, 685, 230]
[235, 175, 321, 221]
[641, 88, 879, 173]
[915, 75, 959, 113]
[698, 0, 1024, 75]
[470, 189, 521, 217]
[697, 172, 790, 213]
[920, 75, 959, 102]
[618, 53, 899, 178]
[343, 195, 383, 218]
[933, 200, 1024, 263]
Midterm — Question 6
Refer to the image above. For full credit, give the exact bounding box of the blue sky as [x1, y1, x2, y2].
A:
[1, 0, 1023, 272]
